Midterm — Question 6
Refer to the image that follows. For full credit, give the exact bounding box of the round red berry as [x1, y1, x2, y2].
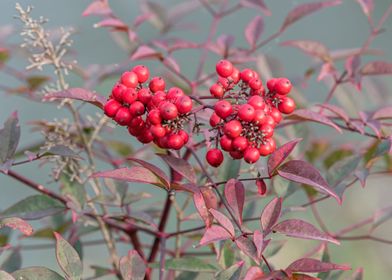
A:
[216, 60, 234, 78]
[137, 88, 152, 104]
[240, 68, 256, 83]
[214, 100, 233, 119]
[220, 135, 233, 151]
[209, 112, 221, 127]
[259, 140, 274, 156]
[210, 83, 225, 98]
[262, 115, 276, 127]
[267, 78, 278, 91]
[270, 107, 282, 123]
[168, 134, 184, 150]
[104, 99, 122, 117]
[229, 150, 243, 159]
[244, 147, 260, 164]
[147, 109, 162, 125]
[223, 120, 242, 138]
[218, 77, 231, 89]
[150, 124, 166, 138]
[175, 95, 192, 114]
[261, 124, 274, 138]
[114, 107, 132, 126]
[230, 67, 240, 84]
[278, 97, 296, 114]
[232, 136, 249, 152]
[121, 71, 139, 88]
[132, 65, 150, 83]
[138, 128, 154, 143]
[275, 78, 292, 95]
[150, 91, 167, 108]
[247, 95, 265, 110]
[167, 87, 184, 102]
[238, 104, 255, 122]
[178, 130, 189, 144]
[253, 110, 266, 125]
[129, 101, 145, 116]
[111, 83, 126, 101]
[249, 78, 262, 90]
[149, 77, 166, 93]
[206, 148, 224, 167]
[160, 102, 178, 120]
[122, 88, 138, 104]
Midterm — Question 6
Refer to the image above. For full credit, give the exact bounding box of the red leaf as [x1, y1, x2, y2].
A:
[43, 88, 106, 109]
[92, 166, 167, 189]
[289, 109, 342, 133]
[209, 209, 235, 237]
[193, 189, 217, 227]
[224, 179, 245, 225]
[127, 157, 170, 188]
[372, 106, 392, 120]
[201, 187, 218, 210]
[286, 258, 350, 274]
[356, 0, 374, 16]
[316, 104, 350, 123]
[281, 40, 330, 61]
[345, 55, 361, 79]
[272, 219, 339, 244]
[243, 266, 264, 280]
[292, 274, 321, 280]
[360, 61, 392, 75]
[281, 0, 342, 31]
[240, 0, 271, 16]
[256, 178, 267, 196]
[268, 138, 302, 176]
[277, 160, 340, 203]
[235, 236, 259, 264]
[0, 217, 33, 236]
[130, 45, 163, 61]
[245, 16, 264, 48]
[199, 225, 232, 246]
[82, 0, 112, 17]
[260, 197, 282, 234]
[253, 230, 269, 259]
[94, 18, 128, 31]
[158, 154, 196, 183]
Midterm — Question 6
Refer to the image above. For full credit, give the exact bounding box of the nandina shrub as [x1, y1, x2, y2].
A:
[0, 1, 392, 279]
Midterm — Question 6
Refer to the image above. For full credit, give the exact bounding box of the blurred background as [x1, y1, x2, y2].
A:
[0, 0, 391, 279]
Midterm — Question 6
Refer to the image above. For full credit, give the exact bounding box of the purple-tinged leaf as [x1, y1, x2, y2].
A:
[347, 267, 364, 280]
[0, 111, 20, 165]
[0, 217, 33, 236]
[289, 109, 342, 133]
[345, 55, 361, 78]
[163, 56, 181, 73]
[43, 88, 106, 109]
[240, 0, 271, 15]
[366, 120, 381, 138]
[141, 1, 168, 31]
[318, 62, 337, 81]
[119, 250, 146, 280]
[82, 0, 112, 17]
[235, 236, 259, 264]
[286, 258, 350, 274]
[245, 16, 264, 48]
[256, 178, 267, 196]
[360, 61, 392, 75]
[326, 155, 361, 187]
[158, 154, 196, 183]
[354, 169, 369, 187]
[243, 266, 264, 280]
[272, 219, 339, 244]
[209, 209, 235, 237]
[168, 39, 199, 53]
[316, 104, 350, 123]
[268, 138, 302, 176]
[193, 191, 213, 227]
[199, 225, 232, 246]
[130, 45, 163, 61]
[281, 0, 342, 31]
[278, 160, 340, 203]
[127, 210, 158, 229]
[350, 121, 365, 134]
[371, 206, 392, 230]
[94, 18, 128, 30]
[92, 166, 168, 189]
[201, 187, 218, 209]
[54, 232, 82, 280]
[281, 40, 330, 61]
[216, 261, 244, 280]
[261, 197, 283, 234]
[224, 179, 245, 225]
[253, 230, 269, 259]
[356, 0, 374, 16]
[372, 106, 392, 120]
[127, 157, 170, 188]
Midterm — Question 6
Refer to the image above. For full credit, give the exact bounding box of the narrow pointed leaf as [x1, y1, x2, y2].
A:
[277, 160, 340, 203]
[119, 250, 146, 280]
[281, 40, 330, 61]
[193, 191, 213, 227]
[199, 225, 232, 246]
[272, 219, 339, 244]
[316, 104, 350, 123]
[360, 61, 392, 75]
[326, 155, 361, 187]
[286, 258, 350, 274]
[268, 139, 302, 175]
[215, 261, 244, 280]
[245, 16, 264, 48]
[253, 230, 267, 259]
[12, 267, 65, 280]
[54, 232, 82, 280]
[0, 217, 33, 236]
[224, 179, 245, 225]
[82, 0, 111, 16]
[209, 209, 235, 237]
[289, 109, 342, 133]
[243, 266, 264, 280]
[128, 157, 170, 188]
[131, 45, 163, 61]
[43, 88, 106, 109]
[0, 111, 20, 165]
[149, 257, 217, 272]
[372, 106, 392, 120]
[260, 197, 282, 234]
[235, 236, 259, 264]
[240, 0, 271, 15]
[158, 154, 196, 183]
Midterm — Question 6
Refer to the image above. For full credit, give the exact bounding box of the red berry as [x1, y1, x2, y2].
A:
[259, 139, 275, 156]
[223, 120, 242, 138]
[147, 109, 162, 125]
[121, 71, 139, 88]
[238, 104, 255, 122]
[240, 68, 256, 83]
[168, 134, 184, 150]
[230, 67, 240, 84]
[160, 102, 178, 120]
[220, 135, 233, 151]
[138, 128, 154, 143]
[209, 112, 221, 127]
[150, 91, 167, 108]
[114, 107, 132, 126]
[216, 60, 234, 78]
[104, 99, 122, 118]
[178, 130, 189, 144]
[122, 88, 138, 104]
[149, 77, 166, 93]
[218, 77, 231, 89]
[214, 100, 233, 119]
[253, 110, 267, 125]
[262, 115, 276, 127]
[166, 87, 184, 102]
[128, 117, 145, 136]
[232, 136, 248, 152]
[267, 78, 278, 91]
[111, 83, 126, 101]
[129, 101, 145, 116]
[248, 95, 265, 110]
[261, 124, 274, 138]
[137, 88, 152, 104]
[249, 78, 262, 90]
[275, 78, 292, 95]
[206, 148, 224, 167]
[244, 147, 260, 164]
[150, 124, 166, 138]
[278, 97, 296, 114]
[270, 107, 282, 123]
[132, 65, 149, 83]
[210, 83, 225, 98]
[175, 95, 192, 114]
[229, 150, 243, 159]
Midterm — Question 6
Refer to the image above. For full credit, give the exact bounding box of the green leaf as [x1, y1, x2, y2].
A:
[12, 267, 65, 280]
[326, 155, 361, 187]
[318, 246, 331, 279]
[60, 174, 86, 206]
[1, 250, 21, 272]
[0, 270, 15, 280]
[90, 265, 112, 278]
[0, 111, 20, 165]
[1, 195, 65, 220]
[54, 232, 82, 280]
[218, 241, 235, 269]
[175, 271, 199, 280]
[149, 257, 217, 273]
[0, 49, 10, 64]
[324, 148, 353, 169]
[26, 76, 49, 91]
[215, 261, 244, 280]
[119, 250, 146, 280]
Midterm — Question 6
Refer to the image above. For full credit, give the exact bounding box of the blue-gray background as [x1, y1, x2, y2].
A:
[0, 0, 391, 279]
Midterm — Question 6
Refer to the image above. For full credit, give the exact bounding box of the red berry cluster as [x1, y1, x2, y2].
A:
[103, 65, 192, 150]
[206, 60, 296, 167]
